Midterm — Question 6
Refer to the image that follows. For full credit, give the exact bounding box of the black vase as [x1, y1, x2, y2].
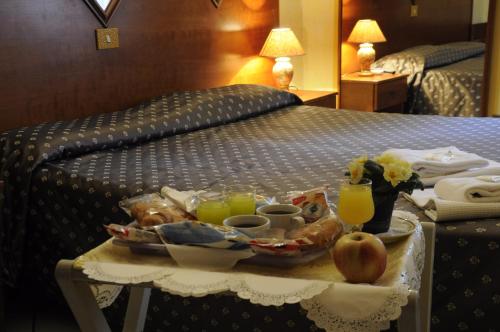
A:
[362, 193, 398, 234]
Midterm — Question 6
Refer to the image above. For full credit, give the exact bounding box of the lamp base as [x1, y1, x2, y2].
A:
[358, 71, 374, 77]
[272, 57, 294, 90]
[357, 42, 376, 73]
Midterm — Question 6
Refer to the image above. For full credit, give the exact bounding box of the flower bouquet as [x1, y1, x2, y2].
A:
[346, 153, 424, 233]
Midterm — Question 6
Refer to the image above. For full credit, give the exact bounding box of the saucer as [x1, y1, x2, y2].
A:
[375, 210, 418, 244]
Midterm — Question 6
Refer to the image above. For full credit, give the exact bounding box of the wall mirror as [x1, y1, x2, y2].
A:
[84, 0, 121, 27]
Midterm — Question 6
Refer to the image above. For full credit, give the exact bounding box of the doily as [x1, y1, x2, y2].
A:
[90, 284, 124, 309]
[154, 270, 232, 297]
[82, 261, 173, 284]
[230, 273, 331, 306]
[301, 283, 409, 332]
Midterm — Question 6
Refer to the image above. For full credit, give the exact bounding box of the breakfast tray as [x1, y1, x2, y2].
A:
[112, 238, 329, 268]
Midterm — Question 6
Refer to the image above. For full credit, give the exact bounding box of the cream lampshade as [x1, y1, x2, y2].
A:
[347, 19, 387, 76]
[260, 28, 305, 90]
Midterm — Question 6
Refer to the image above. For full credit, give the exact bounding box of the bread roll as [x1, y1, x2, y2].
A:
[288, 216, 343, 248]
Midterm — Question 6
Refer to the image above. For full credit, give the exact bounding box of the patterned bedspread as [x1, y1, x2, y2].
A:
[374, 42, 485, 117]
[415, 55, 484, 117]
[1, 85, 500, 331]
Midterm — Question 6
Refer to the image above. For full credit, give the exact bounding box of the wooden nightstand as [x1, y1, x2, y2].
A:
[293, 90, 338, 108]
[340, 73, 408, 112]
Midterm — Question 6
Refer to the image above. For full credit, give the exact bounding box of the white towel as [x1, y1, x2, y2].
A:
[434, 176, 500, 203]
[404, 189, 500, 222]
[385, 146, 489, 177]
[420, 159, 500, 186]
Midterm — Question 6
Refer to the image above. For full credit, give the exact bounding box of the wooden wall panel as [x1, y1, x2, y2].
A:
[0, 0, 278, 131]
[341, 0, 473, 74]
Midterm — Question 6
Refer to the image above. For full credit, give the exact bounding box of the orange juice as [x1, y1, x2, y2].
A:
[337, 182, 375, 225]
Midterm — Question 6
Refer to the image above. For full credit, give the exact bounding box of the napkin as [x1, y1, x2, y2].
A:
[155, 221, 251, 250]
[434, 176, 500, 203]
[161, 186, 205, 214]
[403, 189, 500, 222]
[384, 146, 489, 177]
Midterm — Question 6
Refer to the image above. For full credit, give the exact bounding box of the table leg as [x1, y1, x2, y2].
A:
[419, 222, 436, 332]
[398, 290, 421, 332]
[0, 284, 4, 329]
[55, 260, 111, 332]
[123, 287, 151, 332]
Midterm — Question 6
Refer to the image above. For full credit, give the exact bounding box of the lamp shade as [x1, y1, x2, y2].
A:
[260, 28, 305, 58]
[347, 19, 387, 44]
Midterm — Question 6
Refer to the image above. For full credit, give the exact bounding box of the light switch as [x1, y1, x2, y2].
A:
[96, 28, 119, 50]
[410, 5, 418, 17]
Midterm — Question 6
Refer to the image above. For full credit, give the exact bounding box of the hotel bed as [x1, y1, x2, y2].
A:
[1, 85, 500, 331]
[374, 42, 485, 117]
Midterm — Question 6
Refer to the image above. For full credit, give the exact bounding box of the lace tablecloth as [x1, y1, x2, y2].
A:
[75, 211, 424, 332]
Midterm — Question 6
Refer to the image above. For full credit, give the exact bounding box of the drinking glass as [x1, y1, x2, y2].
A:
[194, 192, 231, 225]
[337, 179, 375, 231]
[224, 184, 256, 216]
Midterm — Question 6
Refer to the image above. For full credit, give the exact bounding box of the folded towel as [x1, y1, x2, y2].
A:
[403, 189, 500, 222]
[420, 159, 500, 186]
[434, 176, 500, 203]
[385, 146, 489, 177]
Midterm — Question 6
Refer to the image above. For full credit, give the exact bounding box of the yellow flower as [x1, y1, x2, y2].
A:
[348, 160, 365, 184]
[374, 152, 398, 166]
[353, 155, 368, 165]
[383, 161, 412, 187]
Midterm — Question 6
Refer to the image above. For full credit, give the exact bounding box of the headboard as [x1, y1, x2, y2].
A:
[341, 0, 473, 74]
[0, 1, 277, 131]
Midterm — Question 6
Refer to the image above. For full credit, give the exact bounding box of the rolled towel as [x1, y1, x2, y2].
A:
[385, 146, 489, 177]
[420, 159, 500, 186]
[404, 189, 500, 222]
[434, 176, 500, 203]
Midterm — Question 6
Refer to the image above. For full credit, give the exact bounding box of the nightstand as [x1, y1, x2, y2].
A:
[293, 90, 338, 108]
[340, 73, 408, 112]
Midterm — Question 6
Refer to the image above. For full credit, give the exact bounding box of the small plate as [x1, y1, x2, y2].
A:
[375, 210, 418, 244]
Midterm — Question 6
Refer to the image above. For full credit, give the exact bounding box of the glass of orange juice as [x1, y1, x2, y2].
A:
[337, 179, 375, 231]
[195, 193, 231, 225]
[225, 184, 256, 216]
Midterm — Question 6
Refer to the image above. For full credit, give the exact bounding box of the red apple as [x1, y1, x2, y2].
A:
[332, 232, 387, 283]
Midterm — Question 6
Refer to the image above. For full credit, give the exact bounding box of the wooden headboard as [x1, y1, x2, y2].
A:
[341, 0, 473, 74]
[0, 1, 277, 131]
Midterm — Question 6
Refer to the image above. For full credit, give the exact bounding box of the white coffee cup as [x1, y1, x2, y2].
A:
[223, 215, 271, 237]
[256, 204, 305, 230]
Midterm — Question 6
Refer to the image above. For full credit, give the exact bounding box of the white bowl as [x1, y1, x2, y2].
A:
[165, 243, 255, 270]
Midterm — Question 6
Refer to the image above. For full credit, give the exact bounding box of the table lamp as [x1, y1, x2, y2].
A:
[347, 19, 387, 76]
[260, 28, 305, 90]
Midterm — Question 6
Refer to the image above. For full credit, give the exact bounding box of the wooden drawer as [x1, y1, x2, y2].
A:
[340, 81, 374, 112]
[375, 79, 407, 110]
